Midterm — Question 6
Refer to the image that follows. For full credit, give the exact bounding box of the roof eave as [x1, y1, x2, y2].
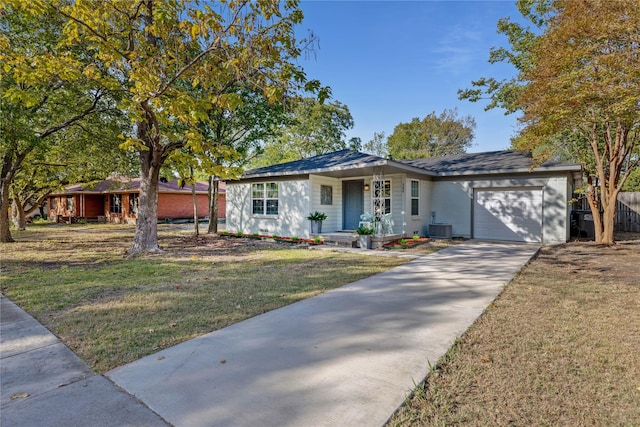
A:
[241, 159, 439, 179]
[433, 164, 582, 177]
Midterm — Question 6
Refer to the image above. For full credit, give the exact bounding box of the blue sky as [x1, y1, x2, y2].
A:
[296, 0, 525, 153]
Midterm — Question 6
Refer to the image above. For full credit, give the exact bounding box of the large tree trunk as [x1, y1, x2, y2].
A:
[130, 166, 161, 254]
[129, 118, 163, 255]
[586, 172, 620, 246]
[0, 153, 17, 243]
[191, 170, 199, 237]
[0, 178, 13, 243]
[207, 177, 219, 234]
[11, 195, 27, 231]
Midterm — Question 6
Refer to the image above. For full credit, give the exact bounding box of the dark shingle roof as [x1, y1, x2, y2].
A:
[243, 149, 387, 178]
[241, 149, 581, 180]
[398, 150, 581, 176]
[55, 177, 221, 195]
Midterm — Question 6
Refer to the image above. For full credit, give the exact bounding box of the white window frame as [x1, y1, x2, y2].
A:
[410, 180, 419, 216]
[251, 182, 279, 216]
[373, 179, 391, 216]
[110, 194, 122, 214]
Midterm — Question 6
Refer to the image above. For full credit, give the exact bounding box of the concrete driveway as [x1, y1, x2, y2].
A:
[106, 240, 539, 427]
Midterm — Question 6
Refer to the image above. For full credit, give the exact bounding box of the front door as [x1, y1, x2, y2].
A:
[342, 180, 364, 230]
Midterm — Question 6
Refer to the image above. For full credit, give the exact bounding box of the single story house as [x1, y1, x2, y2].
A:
[226, 149, 582, 244]
[48, 177, 226, 224]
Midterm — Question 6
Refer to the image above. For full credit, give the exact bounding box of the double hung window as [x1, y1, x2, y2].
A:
[252, 182, 279, 215]
[410, 180, 419, 216]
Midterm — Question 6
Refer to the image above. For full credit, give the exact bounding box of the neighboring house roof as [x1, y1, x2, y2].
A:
[399, 150, 582, 176]
[51, 177, 224, 195]
[240, 149, 581, 180]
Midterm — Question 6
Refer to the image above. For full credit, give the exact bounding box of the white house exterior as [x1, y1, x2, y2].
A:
[226, 150, 582, 245]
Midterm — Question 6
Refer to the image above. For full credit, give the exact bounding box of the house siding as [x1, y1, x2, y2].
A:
[309, 175, 341, 233]
[404, 177, 432, 237]
[227, 179, 310, 237]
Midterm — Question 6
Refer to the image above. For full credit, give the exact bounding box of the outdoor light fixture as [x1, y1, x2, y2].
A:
[364, 184, 370, 191]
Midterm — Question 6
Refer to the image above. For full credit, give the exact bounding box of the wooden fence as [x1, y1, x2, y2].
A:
[576, 192, 640, 232]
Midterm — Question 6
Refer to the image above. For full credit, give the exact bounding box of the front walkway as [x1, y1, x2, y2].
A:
[107, 241, 539, 426]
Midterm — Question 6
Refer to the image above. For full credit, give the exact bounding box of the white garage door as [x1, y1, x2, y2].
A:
[474, 189, 543, 243]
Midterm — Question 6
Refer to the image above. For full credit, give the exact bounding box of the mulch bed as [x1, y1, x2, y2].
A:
[382, 237, 430, 250]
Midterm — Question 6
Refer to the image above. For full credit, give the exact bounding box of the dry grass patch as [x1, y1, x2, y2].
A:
[389, 234, 640, 426]
[1, 224, 407, 372]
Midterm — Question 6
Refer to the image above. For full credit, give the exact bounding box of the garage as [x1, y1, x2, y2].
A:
[473, 188, 543, 243]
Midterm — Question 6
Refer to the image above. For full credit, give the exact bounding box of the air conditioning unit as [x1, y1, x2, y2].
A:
[429, 224, 452, 240]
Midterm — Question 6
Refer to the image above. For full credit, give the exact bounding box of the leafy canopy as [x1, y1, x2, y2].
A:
[387, 109, 475, 160]
[253, 97, 354, 167]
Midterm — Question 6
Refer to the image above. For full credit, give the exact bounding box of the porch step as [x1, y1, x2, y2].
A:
[311, 233, 358, 248]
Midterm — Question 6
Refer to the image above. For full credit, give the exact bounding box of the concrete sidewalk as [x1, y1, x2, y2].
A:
[107, 241, 539, 427]
[0, 295, 168, 427]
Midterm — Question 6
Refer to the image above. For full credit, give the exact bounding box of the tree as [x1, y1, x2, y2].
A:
[196, 87, 287, 234]
[363, 131, 388, 158]
[254, 97, 353, 167]
[19, 1, 327, 254]
[1, 2, 123, 242]
[622, 167, 640, 192]
[387, 109, 475, 160]
[460, 0, 640, 245]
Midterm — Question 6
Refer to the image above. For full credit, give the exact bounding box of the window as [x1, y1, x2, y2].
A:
[129, 193, 139, 215]
[49, 198, 56, 210]
[320, 185, 333, 205]
[410, 180, 419, 216]
[66, 196, 73, 211]
[373, 180, 391, 215]
[251, 182, 278, 215]
[110, 194, 122, 214]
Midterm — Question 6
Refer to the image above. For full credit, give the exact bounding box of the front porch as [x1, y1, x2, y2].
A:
[310, 231, 403, 249]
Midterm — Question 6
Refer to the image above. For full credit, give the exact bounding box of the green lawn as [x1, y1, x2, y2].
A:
[1, 223, 407, 372]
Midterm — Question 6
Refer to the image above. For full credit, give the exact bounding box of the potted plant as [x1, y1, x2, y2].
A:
[307, 211, 328, 234]
[355, 225, 375, 249]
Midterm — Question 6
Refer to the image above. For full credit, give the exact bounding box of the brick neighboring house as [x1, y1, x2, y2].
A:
[48, 177, 226, 224]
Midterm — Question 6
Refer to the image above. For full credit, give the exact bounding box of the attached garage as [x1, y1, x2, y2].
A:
[473, 188, 543, 243]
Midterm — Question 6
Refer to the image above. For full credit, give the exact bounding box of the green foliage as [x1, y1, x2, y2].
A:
[252, 98, 353, 167]
[399, 238, 408, 245]
[622, 168, 640, 192]
[1, 1, 133, 240]
[387, 109, 475, 160]
[412, 235, 420, 240]
[307, 211, 327, 221]
[6, 0, 328, 252]
[363, 131, 388, 157]
[355, 226, 375, 235]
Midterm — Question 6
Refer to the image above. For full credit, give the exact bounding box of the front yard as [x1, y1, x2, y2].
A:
[0, 224, 408, 372]
[3, 225, 638, 425]
[389, 233, 640, 426]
